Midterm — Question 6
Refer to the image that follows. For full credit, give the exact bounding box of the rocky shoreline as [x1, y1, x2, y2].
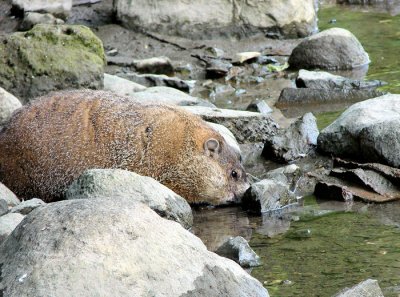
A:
[0, 0, 398, 296]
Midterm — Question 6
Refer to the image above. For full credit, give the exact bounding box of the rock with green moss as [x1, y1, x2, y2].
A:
[0, 24, 106, 103]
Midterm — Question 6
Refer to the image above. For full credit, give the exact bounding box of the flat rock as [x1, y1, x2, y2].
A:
[0, 24, 105, 102]
[333, 279, 384, 297]
[289, 28, 370, 70]
[103, 73, 147, 96]
[0, 199, 269, 297]
[65, 169, 193, 229]
[0, 213, 24, 244]
[242, 179, 297, 214]
[122, 73, 195, 93]
[263, 113, 318, 163]
[216, 236, 261, 268]
[10, 198, 46, 215]
[0, 87, 22, 127]
[318, 94, 400, 167]
[183, 106, 279, 144]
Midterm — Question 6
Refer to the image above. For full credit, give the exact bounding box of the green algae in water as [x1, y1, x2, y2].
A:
[318, 5, 400, 94]
[250, 212, 400, 297]
[316, 109, 345, 131]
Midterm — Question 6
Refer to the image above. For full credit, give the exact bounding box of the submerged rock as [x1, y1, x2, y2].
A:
[183, 106, 279, 144]
[0, 199, 270, 297]
[263, 113, 318, 163]
[0, 24, 105, 102]
[216, 236, 261, 268]
[114, 0, 317, 39]
[65, 169, 193, 229]
[0, 88, 21, 127]
[242, 179, 297, 214]
[333, 279, 384, 297]
[289, 28, 370, 70]
[318, 94, 400, 167]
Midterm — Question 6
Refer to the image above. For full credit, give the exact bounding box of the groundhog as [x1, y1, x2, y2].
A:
[0, 90, 249, 204]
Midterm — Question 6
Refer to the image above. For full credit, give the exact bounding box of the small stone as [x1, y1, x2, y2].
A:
[10, 198, 46, 215]
[105, 48, 118, 56]
[246, 100, 273, 115]
[205, 47, 225, 58]
[133, 56, 174, 75]
[215, 236, 261, 268]
[233, 52, 261, 64]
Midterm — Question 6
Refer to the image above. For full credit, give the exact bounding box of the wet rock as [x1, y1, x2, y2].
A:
[103, 73, 146, 96]
[0, 24, 105, 103]
[0, 199, 270, 297]
[206, 59, 232, 79]
[263, 113, 318, 163]
[333, 279, 384, 297]
[65, 169, 193, 229]
[10, 198, 46, 215]
[0, 183, 20, 208]
[133, 56, 174, 75]
[242, 179, 297, 214]
[115, 0, 316, 39]
[122, 73, 195, 93]
[0, 87, 22, 127]
[276, 87, 384, 108]
[318, 94, 400, 167]
[216, 236, 261, 268]
[132, 86, 215, 107]
[183, 106, 279, 144]
[233, 52, 261, 64]
[263, 164, 301, 192]
[0, 199, 8, 216]
[246, 100, 273, 115]
[289, 28, 370, 70]
[11, 0, 72, 19]
[0, 213, 24, 244]
[296, 69, 385, 90]
[20, 12, 64, 31]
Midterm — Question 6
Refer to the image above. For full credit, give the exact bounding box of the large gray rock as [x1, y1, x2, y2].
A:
[333, 279, 384, 297]
[103, 73, 147, 97]
[65, 169, 193, 229]
[114, 0, 317, 39]
[11, 0, 72, 18]
[289, 28, 370, 70]
[296, 69, 384, 90]
[318, 94, 400, 167]
[183, 106, 279, 143]
[0, 199, 269, 297]
[242, 179, 297, 214]
[0, 183, 20, 207]
[132, 86, 215, 107]
[263, 113, 319, 163]
[0, 213, 24, 244]
[216, 236, 261, 268]
[0, 24, 105, 103]
[0, 88, 21, 127]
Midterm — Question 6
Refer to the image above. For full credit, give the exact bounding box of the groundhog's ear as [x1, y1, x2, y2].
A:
[204, 138, 220, 158]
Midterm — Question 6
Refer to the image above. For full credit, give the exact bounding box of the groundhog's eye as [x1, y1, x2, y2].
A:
[231, 170, 238, 179]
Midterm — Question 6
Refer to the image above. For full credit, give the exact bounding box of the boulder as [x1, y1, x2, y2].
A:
[103, 73, 147, 97]
[0, 24, 105, 103]
[289, 28, 370, 70]
[242, 179, 297, 214]
[0, 88, 22, 127]
[0, 199, 270, 297]
[114, 0, 317, 39]
[10, 198, 46, 215]
[65, 169, 193, 229]
[183, 106, 279, 144]
[216, 236, 261, 268]
[333, 279, 384, 297]
[0, 182, 20, 208]
[11, 0, 72, 19]
[0, 213, 24, 244]
[263, 113, 319, 163]
[121, 73, 195, 93]
[318, 94, 400, 167]
[20, 12, 65, 31]
[132, 86, 215, 107]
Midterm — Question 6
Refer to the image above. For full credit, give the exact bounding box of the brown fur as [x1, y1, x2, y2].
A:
[0, 90, 249, 204]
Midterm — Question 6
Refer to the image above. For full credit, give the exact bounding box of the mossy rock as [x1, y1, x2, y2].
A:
[0, 24, 105, 103]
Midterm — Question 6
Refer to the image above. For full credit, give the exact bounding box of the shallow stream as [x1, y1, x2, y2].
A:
[193, 3, 400, 296]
